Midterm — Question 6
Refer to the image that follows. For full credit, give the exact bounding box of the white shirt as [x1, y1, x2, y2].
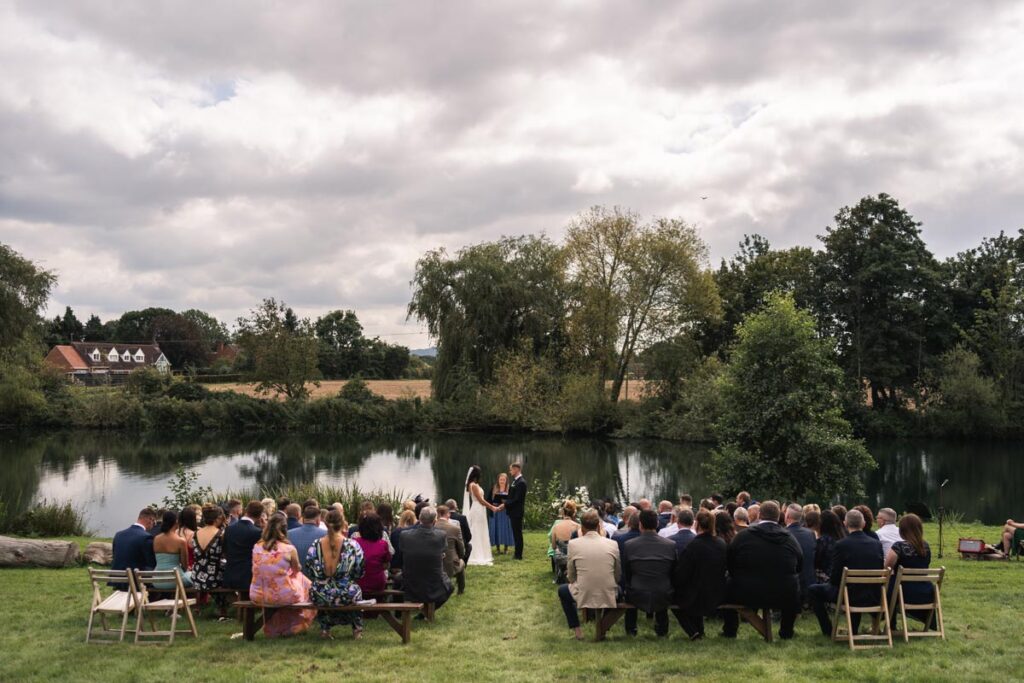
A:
[602, 521, 617, 537]
[658, 524, 681, 538]
[876, 523, 903, 556]
[133, 522, 148, 531]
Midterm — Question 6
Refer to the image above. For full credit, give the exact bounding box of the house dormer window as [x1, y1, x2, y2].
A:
[121, 350, 132, 362]
[107, 347, 119, 362]
[134, 350, 145, 363]
[90, 349, 101, 362]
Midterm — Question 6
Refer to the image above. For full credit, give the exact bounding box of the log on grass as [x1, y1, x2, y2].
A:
[0, 535, 79, 568]
[83, 541, 113, 565]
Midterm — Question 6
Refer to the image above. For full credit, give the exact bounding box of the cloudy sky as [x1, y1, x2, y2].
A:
[2, 1, 1022, 348]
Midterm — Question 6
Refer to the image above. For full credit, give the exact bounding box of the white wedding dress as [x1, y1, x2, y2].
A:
[463, 483, 494, 566]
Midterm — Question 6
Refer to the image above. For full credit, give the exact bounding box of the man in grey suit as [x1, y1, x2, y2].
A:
[400, 506, 454, 611]
[623, 509, 677, 637]
[436, 504, 467, 594]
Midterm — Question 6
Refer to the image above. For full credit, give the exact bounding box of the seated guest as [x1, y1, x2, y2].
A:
[671, 508, 696, 556]
[885, 513, 933, 620]
[225, 499, 242, 526]
[832, 505, 848, 529]
[613, 506, 641, 560]
[353, 512, 391, 596]
[435, 505, 467, 594]
[558, 510, 622, 640]
[623, 510, 676, 637]
[805, 509, 821, 538]
[1001, 519, 1024, 554]
[803, 503, 821, 516]
[377, 502, 396, 538]
[604, 500, 621, 528]
[305, 509, 365, 640]
[152, 510, 194, 589]
[177, 506, 199, 567]
[784, 504, 817, 602]
[875, 508, 902, 556]
[222, 501, 266, 591]
[733, 506, 749, 529]
[445, 499, 472, 556]
[598, 507, 619, 537]
[550, 501, 581, 561]
[715, 510, 736, 543]
[725, 502, 738, 517]
[736, 491, 752, 508]
[401, 507, 454, 611]
[658, 507, 682, 538]
[111, 508, 158, 583]
[672, 509, 727, 640]
[747, 503, 760, 524]
[854, 505, 879, 540]
[192, 505, 228, 612]
[251, 513, 315, 637]
[390, 509, 419, 571]
[656, 501, 674, 530]
[677, 495, 694, 520]
[637, 498, 653, 512]
[288, 505, 327, 563]
[722, 500, 802, 640]
[815, 510, 845, 583]
[808, 509, 883, 636]
[349, 500, 376, 537]
[284, 503, 302, 531]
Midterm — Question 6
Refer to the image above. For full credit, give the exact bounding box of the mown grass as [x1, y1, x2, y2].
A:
[0, 524, 1020, 683]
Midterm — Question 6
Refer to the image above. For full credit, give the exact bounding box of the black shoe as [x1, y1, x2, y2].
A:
[719, 630, 737, 639]
[779, 631, 795, 640]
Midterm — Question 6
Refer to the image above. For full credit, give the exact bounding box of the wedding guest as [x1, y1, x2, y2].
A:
[613, 506, 641, 559]
[222, 501, 266, 591]
[225, 500, 242, 526]
[733, 507, 749, 529]
[815, 509, 846, 583]
[805, 509, 821, 538]
[251, 513, 315, 637]
[736, 491, 752, 508]
[261, 497, 277, 517]
[725, 502, 739, 518]
[288, 505, 327, 563]
[488, 473, 515, 554]
[192, 505, 228, 613]
[401, 507, 454, 611]
[353, 512, 391, 595]
[305, 509, 365, 639]
[784, 503, 816, 602]
[722, 501, 802, 640]
[1000, 519, 1024, 554]
[285, 503, 302, 531]
[558, 510, 622, 640]
[809, 509, 883, 636]
[885, 513, 933, 611]
[604, 500, 621, 528]
[876, 508, 902, 555]
[550, 501, 581, 551]
[436, 505, 467, 594]
[657, 501, 674, 530]
[710, 494, 725, 509]
[349, 500, 376, 537]
[715, 510, 736, 544]
[111, 508, 157, 584]
[672, 509, 727, 640]
[638, 499, 653, 512]
[623, 510, 676, 637]
[747, 504, 761, 524]
[177, 506, 199, 567]
[445, 499, 472, 553]
[678, 494, 694, 516]
[598, 507, 619, 538]
[671, 508, 696, 556]
[832, 505, 848, 529]
[152, 510, 194, 589]
[803, 503, 821, 516]
[377, 502, 396, 537]
[657, 507, 681, 538]
[854, 504, 880, 540]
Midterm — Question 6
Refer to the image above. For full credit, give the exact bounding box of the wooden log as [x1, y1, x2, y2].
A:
[83, 541, 113, 565]
[0, 535, 79, 568]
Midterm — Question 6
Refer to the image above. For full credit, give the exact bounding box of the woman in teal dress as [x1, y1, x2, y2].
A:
[303, 508, 366, 639]
[151, 510, 194, 590]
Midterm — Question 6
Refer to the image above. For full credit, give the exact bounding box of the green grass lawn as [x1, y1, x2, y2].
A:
[0, 525, 1020, 683]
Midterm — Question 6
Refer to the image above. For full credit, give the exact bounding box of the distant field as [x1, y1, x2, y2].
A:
[203, 378, 649, 401]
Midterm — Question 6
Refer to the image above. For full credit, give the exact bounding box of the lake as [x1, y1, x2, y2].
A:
[1, 431, 1020, 536]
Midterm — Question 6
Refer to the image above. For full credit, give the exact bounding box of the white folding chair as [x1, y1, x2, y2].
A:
[888, 566, 945, 642]
[86, 568, 138, 643]
[132, 570, 198, 644]
[831, 567, 893, 650]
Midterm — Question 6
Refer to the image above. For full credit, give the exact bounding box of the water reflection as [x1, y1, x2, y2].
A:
[0, 431, 1019, 535]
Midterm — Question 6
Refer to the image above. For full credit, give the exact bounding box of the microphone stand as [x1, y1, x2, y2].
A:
[938, 478, 949, 558]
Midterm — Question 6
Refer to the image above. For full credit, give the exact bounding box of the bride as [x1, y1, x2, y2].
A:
[463, 465, 501, 566]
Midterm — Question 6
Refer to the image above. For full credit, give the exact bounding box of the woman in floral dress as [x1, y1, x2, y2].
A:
[249, 513, 315, 637]
[192, 505, 227, 614]
[304, 508, 366, 639]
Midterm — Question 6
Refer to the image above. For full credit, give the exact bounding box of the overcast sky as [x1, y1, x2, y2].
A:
[2, 1, 1022, 348]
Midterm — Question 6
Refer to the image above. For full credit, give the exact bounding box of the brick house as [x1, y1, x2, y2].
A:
[44, 341, 171, 384]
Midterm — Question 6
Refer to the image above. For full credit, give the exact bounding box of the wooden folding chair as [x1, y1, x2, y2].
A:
[831, 567, 893, 650]
[85, 568, 138, 643]
[132, 570, 198, 644]
[887, 566, 945, 642]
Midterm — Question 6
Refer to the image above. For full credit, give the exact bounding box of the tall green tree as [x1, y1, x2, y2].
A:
[83, 314, 107, 341]
[314, 309, 365, 379]
[0, 243, 55, 351]
[180, 309, 230, 350]
[708, 293, 875, 500]
[816, 194, 946, 409]
[564, 206, 719, 401]
[408, 235, 568, 400]
[236, 298, 320, 400]
[46, 306, 84, 345]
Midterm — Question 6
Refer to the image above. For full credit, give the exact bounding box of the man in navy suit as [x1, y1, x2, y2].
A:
[111, 508, 158, 587]
[784, 504, 818, 603]
[671, 508, 697, 556]
[808, 509, 884, 636]
[222, 501, 267, 591]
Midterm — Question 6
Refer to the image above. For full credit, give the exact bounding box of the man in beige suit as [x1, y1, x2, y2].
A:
[558, 509, 621, 640]
[436, 505, 467, 594]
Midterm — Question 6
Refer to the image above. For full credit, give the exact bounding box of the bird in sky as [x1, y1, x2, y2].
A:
[700, 195, 708, 200]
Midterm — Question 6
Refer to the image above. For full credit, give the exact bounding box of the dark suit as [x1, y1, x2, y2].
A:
[111, 524, 155, 588]
[672, 533, 727, 638]
[723, 521, 803, 639]
[505, 475, 528, 559]
[450, 511, 472, 560]
[657, 512, 672, 530]
[400, 525, 453, 608]
[613, 528, 641, 565]
[809, 530, 884, 635]
[222, 518, 262, 591]
[671, 529, 696, 557]
[623, 533, 677, 636]
[787, 522, 817, 600]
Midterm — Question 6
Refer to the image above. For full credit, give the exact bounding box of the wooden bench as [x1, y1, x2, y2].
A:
[582, 603, 773, 642]
[232, 600, 426, 644]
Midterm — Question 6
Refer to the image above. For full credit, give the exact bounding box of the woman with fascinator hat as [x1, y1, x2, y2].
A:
[463, 466, 501, 566]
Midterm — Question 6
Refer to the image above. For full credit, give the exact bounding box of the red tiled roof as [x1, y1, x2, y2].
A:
[45, 345, 88, 371]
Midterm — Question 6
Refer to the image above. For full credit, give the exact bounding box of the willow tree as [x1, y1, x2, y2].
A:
[564, 206, 719, 402]
[407, 235, 568, 400]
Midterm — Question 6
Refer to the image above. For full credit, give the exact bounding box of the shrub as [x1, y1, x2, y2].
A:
[166, 381, 213, 402]
[555, 374, 620, 433]
[125, 368, 171, 400]
[337, 377, 383, 405]
[0, 500, 91, 537]
[161, 464, 213, 509]
[213, 483, 406, 519]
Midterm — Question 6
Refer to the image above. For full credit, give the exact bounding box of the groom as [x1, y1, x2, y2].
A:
[505, 462, 528, 560]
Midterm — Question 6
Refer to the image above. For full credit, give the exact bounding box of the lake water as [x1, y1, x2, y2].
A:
[1, 431, 1020, 536]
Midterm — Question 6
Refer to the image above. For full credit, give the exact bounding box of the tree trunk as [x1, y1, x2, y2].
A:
[0, 536, 79, 568]
[83, 541, 113, 566]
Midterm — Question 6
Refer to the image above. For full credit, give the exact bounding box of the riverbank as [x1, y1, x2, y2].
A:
[0, 525, 1020, 682]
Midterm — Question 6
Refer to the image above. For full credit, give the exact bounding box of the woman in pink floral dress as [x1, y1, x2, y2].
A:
[250, 513, 315, 637]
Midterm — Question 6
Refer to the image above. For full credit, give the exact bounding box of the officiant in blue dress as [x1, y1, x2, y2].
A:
[488, 473, 515, 554]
